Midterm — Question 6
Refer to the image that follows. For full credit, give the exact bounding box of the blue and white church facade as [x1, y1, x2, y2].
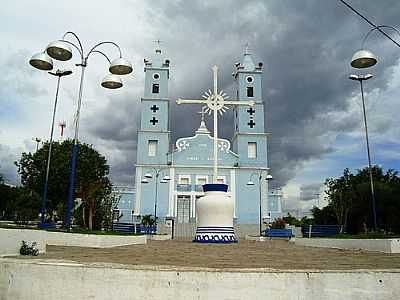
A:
[134, 47, 276, 225]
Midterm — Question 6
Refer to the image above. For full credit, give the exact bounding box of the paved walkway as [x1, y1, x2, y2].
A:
[24, 239, 400, 270]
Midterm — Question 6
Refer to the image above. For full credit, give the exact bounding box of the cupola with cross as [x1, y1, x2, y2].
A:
[136, 43, 171, 165]
[232, 46, 267, 166]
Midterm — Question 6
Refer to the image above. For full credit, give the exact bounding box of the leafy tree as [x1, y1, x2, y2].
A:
[15, 140, 112, 229]
[0, 174, 20, 220]
[323, 166, 400, 233]
[311, 205, 337, 225]
[283, 213, 300, 226]
[141, 214, 156, 226]
[13, 188, 41, 224]
[325, 168, 354, 228]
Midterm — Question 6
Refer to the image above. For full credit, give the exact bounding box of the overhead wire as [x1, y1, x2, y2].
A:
[338, 0, 400, 48]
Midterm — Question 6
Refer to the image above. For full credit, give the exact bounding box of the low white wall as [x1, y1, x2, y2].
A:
[0, 259, 399, 300]
[245, 235, 295, 242]
[296, 238, 400, 253]
[0, 228, 146, 256]
[234, 224, 259, 238]
[0, 229, 46, 256]
[148, 234, 172, 241]
[44, 231, 146, 248]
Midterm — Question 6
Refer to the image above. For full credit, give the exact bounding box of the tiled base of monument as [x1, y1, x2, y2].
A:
[194, 226, 237, 243]
[193, 184, 237, 244]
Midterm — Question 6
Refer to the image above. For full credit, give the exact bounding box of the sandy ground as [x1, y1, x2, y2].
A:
[23, 239, 400, 270]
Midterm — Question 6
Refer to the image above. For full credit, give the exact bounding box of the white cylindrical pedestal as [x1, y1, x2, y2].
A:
[193, 184, 237, 243]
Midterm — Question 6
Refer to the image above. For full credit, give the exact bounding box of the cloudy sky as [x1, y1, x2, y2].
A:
[1, 0, 399, 212]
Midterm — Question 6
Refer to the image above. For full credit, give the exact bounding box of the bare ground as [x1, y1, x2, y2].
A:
[23, 239, 400, 270]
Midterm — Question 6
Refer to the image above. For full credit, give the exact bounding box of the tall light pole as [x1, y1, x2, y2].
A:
[349, 74, 377, 230]
[38, 69, 72, 226]
[30, 31, 133, 229]
[349, 24, 400, 231]
[247, 171, 272, 236]
[141, 168, 171, 225]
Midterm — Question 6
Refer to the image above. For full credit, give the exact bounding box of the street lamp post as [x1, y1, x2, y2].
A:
[350, 25, 400, 69]
[38, 69, 72, 226]
[247, 171, 272, 236]
[141, 168, 171, 225]
[349, 25, 400, 230]
[30, 31, 133, 229]
[349, 74, 377, 230]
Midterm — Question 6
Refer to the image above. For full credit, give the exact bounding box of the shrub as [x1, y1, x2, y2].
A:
[271, 218, 286, 229]
[19, 240, 39, 256]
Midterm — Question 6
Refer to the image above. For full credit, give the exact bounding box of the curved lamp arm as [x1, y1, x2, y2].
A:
[361, 25, 400, 48]
[87, 41, 123, 59]
[62, 31, 84, 57]
[91, 50, 112, 64]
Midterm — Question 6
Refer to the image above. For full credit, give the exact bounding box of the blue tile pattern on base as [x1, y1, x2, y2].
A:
[193, 226, 238, 243]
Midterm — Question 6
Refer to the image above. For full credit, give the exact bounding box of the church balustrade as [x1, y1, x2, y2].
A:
[176, 184, 192, 192]
[194, 184, 204, 192]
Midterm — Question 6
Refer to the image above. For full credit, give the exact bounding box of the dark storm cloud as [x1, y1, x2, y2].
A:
[300, 183, 323, 201]
[86, 0, 400, 186]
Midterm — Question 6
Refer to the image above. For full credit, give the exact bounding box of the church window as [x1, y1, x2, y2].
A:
[152, 83, 160, 94]
[247, 87, 254, 97]
[179, 175, 190, 185]
[248, 142, 257, 159]
[148, 140, 158, 157]
[216, 176, 226, 184]
[246, 75, 254, 83]
[153, 73, 160, 80]
[196, 176, 208, 185]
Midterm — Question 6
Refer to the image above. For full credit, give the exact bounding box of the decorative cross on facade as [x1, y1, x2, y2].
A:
[247, 107, 255, 115]
[248, 119, 256, 128]
[245, 42, 250, 55]
[150, 117, 158, 125]
[154, 39, 162, 47]
[150, 105, 159, 113]
[197, 106, 206, 122]
[177, 65, 255, 183]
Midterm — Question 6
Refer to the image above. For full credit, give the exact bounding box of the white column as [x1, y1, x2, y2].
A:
[168, 168, 175, 217]
[191, 194, 195, 219]
[262, 177, 268, 219]
[230, 169, 236, 218]
[134, 167, 142, 216]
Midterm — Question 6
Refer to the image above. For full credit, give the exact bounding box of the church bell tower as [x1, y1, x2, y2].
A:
[232, 49, 267, 168]
[136, 47, 171, 165]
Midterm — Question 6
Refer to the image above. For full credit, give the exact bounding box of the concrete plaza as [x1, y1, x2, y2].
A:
[22, 239, 400, 270]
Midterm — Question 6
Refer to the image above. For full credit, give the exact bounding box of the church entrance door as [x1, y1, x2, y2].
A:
[177, 195, 191, 223]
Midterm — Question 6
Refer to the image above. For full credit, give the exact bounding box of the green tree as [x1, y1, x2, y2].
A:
[13, 188, 41, 224]
[141, 214, 156, 226]
[0, 174, 21, 220]
[15, 140, 112, 229]
[324, 168, 354, 228]
[323, 166, 400, 233]
[283, 213, 301, 226]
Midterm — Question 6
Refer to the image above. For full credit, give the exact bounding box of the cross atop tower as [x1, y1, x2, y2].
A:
[154, 39, 162, 53]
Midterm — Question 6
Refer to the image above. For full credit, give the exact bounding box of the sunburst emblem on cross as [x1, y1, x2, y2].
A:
[176, 65, 255, 183]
